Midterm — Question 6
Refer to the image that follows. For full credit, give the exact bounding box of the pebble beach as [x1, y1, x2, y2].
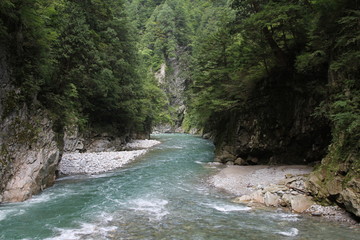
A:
[59, 139, 160, 175]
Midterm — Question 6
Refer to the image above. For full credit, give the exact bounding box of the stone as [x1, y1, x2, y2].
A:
[250, 190, 265, 204]
[263, 184, 287, 193]
[234, 157, 245, 165]
[233, 195, 252, 203]
[290, 195, 314, 213]
[247, 156, 258, 164]
[264, 192, 280, 207]
[327, 177, 343, 196]
[202, 132, 212, 139]
[217, 151, 236, 163]
[0, 110, 60, 203]
[339, 178, 360, 217]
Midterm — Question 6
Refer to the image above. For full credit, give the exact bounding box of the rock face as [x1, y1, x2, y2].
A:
[0, 46, 60, 202]
[0, 107, 60, 202]
[306, 158, 360, 218]
[153, 49, 189, 133]
[207, 78, 331, 165]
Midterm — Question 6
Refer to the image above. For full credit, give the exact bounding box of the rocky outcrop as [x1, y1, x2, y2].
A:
[0, 45, 61, 203]
[0, 107, 60, 202]
[306, 142, 360, 218]
[63, 126, 148, 153]
[209, 77, 331, 165]
[153, 48, 189, 133]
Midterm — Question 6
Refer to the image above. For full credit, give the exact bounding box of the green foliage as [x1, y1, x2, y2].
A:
[1, 0, 169, 137]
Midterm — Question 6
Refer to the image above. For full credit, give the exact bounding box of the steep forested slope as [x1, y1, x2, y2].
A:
[0, 0, 165, 202]
[184, 0, 359, 216]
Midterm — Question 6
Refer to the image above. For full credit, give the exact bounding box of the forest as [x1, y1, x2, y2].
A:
[0, 0, 359, 217]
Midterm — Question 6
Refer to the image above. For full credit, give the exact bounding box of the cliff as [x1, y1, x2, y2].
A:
[205, 72, 359, 218]
[0, 47, 60, 202]
[209, 74, 331, 166]
[153, 49, 189, 133]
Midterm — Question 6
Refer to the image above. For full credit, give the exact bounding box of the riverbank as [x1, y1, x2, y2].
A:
[59, 139, 160, 175]
[209, 165, 359, 225]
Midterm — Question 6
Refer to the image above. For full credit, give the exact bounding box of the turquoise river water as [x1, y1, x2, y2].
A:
[0, 134, 358, 239]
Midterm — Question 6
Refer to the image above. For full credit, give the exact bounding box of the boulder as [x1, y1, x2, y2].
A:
[339, 178, 360, 217]
[264, 192, 280, 207]
[250, 190, 265, 204]
[234, 157, 245, 165]
[233, 195, 252, 203]
[217, 151, 236, 163]
[290, 195, 314, 213]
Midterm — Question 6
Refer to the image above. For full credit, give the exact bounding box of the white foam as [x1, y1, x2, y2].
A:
[205, 203, 251, 212]
[277, 213, 300, 222]
[0, 209, 15, 221]
[25, 193, 53, 204]
[129, 198, 169, 220]
[277, 228, 299, 237]
[267, 212, 300, 222]
[45, 222, 117, 240]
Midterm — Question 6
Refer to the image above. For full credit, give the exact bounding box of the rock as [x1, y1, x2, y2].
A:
[311, 212, 322, 216]
[340, 178, 360, 217]
[234, 157, 245, 165]
[0, 109, 60, 202]
[281, 194, 293, 207]
[264, 192, 280, 207]
[217, 151, 236, 163]
[247, 156, 259, 164]
[202, 132, 212, 139]
[233, 195, 252, 203]
[327, 177, 343, 196]
[307, 169, 360, 217]
[250, 190, 265, 204]
[226, 161, 234, 165]
[63, 126, 84, 153]
[263, 184, 287, 193]
[290, 195, 314, 213]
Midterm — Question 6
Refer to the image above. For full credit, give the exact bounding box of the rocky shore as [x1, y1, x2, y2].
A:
[209, 165, 359, 225]
[59, 139, 160, 175]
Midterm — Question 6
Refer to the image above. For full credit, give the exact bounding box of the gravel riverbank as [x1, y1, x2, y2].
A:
[209, 165, 359, 224]
[59, 139, 160, 175]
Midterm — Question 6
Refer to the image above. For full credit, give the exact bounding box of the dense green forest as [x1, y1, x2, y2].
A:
[1, 0, 358, 151]
[0, 0, 167, 136]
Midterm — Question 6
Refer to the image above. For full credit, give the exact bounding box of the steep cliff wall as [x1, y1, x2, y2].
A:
[208, 75, 331, 166]
[0, 47, 60, 202]
[153, 49, 189, 133]
[0, 108, 60, 202]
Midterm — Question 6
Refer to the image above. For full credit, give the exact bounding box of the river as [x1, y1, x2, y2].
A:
[0, 134, 358, 239]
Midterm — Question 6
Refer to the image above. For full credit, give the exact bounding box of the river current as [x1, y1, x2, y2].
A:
[0, 134, 358, 239]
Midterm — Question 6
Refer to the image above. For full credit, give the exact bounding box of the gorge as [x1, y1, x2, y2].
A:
[0, 0, 359, 237]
